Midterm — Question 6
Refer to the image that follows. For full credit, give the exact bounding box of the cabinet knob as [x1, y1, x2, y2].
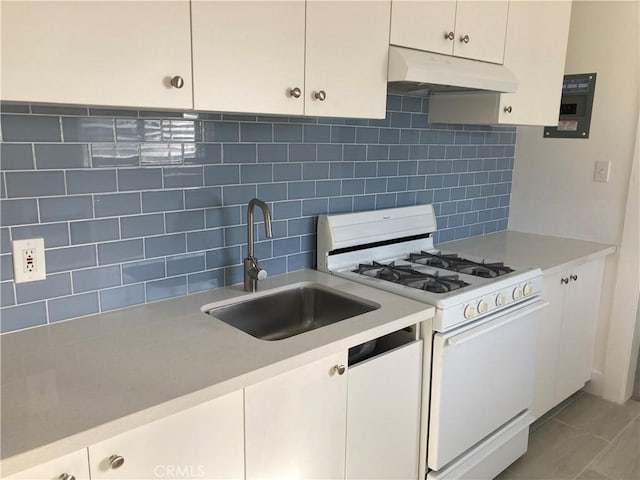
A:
[444, 31, 455, 40]
[59, 474, 76, 480]
[109, 454, 125, 469]
[570, 274, 578, 282]
[170, 75, 185, 89]
[313, 90, 327, 101]
[333, 364, 346, 375]
[288, 87, 302, 98]
[504, 105, 513, 113]
[460, 34, 470, 44]
[561, 277, 569, 285]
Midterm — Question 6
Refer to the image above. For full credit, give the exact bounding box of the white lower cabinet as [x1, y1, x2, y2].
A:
[245, 351, 349, 480]
[245, 333, 423, 480]
[532, 258, 606, 418]
[346, 340, 423, 480]
[7, 449, 90, 480]
[88, 390, 244, 480]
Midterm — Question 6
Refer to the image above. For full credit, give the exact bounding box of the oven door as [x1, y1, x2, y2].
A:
[428, 297, 547, 471]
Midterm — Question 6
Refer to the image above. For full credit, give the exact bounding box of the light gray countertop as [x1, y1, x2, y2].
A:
[438, 230, 616, 274]
[1, 269, 434, 476]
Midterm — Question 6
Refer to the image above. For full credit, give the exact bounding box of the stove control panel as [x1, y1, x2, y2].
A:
[440, 274, 544, 332]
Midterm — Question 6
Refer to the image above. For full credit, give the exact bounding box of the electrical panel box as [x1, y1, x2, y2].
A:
[544, 73, 597, 139]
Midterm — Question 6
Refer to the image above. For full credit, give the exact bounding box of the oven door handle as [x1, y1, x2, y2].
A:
[447, 299, 548, 346]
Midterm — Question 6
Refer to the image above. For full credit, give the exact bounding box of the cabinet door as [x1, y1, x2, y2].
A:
[346, 341, 423, 480]
[453, 0, 509, 64]
[89, 390, 244, 480]
[305, 0, 391, 118]
[1, 1, 192, 109]
[532, 268, 566, 419]
[390, 0, 457, 55]
[245, 352, 348, 480]
[498, 0, 572, 125]
[7, 449, 89, 480]
[555, 259, 606, 404]
[191, 0, 305, 115]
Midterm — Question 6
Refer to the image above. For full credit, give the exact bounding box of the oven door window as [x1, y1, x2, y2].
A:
[427, 299, 547, 471]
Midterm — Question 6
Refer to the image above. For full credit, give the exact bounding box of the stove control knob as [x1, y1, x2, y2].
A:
[464, 304, 477, 320]
[495, 294, 506, 307]
[512, 286, 523, 301]
[523, 283, 534, 297]
[477, 300, 489, 314]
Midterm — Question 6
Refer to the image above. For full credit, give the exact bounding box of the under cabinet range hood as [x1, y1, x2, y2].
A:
[387, 46, 518, 95]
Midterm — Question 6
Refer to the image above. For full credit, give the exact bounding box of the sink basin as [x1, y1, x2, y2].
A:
[206, 284, 379, 341]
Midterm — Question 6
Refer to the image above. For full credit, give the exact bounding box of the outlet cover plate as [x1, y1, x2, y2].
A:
[12, 238, 46, 283]
[594, 161, 611, 183]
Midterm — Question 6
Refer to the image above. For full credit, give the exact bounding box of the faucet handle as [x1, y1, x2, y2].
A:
[255, 269, 268, 281]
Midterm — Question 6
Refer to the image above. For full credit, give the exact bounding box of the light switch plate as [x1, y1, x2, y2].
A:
[12, 238, 46, 283]
[594, 161, 611, 183]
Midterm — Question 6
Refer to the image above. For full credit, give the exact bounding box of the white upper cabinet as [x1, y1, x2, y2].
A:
[194, 0, 391, 118]
[391, 1, 457, 55]
[497, 0, 572, 125]
[0, 0, 193, 109]
[428, 0, 572, 126]
[305, 0, 391, 118]
[390, 0, 508, 64]
[191, 0, 306, 115]
[453, 1, 509, 64]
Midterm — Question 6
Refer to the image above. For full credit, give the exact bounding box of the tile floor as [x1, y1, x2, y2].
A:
[497, 391, 640, 480]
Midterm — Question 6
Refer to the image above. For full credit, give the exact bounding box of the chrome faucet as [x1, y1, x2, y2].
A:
[244, 198, 273, 292]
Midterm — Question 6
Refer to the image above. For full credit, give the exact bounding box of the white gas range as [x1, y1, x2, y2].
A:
[317, 204, 547, 480]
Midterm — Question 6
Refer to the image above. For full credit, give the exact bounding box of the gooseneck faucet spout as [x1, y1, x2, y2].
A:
[244, 198, 273, 292]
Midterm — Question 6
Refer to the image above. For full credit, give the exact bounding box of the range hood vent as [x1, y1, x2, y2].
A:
[387, 46, 518, 95]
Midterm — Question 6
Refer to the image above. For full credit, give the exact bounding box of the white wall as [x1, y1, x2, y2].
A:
[510, 1, 638, 244]
[509, 0, 640, 403]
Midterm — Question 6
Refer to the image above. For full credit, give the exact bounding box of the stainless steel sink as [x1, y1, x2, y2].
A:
[206, 284, 379, 341]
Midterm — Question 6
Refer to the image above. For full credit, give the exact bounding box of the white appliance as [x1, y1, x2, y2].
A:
[317, 204, 546, 480]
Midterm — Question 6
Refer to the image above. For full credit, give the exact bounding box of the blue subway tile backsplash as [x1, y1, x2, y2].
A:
[0, 94, 514, 333]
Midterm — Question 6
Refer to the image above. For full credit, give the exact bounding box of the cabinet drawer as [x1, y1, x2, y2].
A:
[88, 390, 244, 480]
[7, 449, 90, 480]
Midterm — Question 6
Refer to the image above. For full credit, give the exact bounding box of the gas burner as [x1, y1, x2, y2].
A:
[354, 261, 470, 294]
[408, 251, 514, 278]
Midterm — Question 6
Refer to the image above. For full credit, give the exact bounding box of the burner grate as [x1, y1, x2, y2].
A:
[408, 251, 514, 278]
[354, 261, 470, 294]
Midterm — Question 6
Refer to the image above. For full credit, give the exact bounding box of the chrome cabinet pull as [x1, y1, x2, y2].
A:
[313, 90, 327, 101]
[333, 364, 346, 375]
[288, 87, 302, 98]
[570, 274, 578, 282]
[59, 474, 76, 480]
[170, 75, 185, 89]
[561, 277, 569, 285]
[444, 31, 455, 40]
[460, 34, 470, 43]
[109, 454, 125, 469]
[504, 106, 513, 113]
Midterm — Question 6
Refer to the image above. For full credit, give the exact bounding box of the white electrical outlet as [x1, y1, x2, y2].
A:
[594, 161, 611, 183]
[12, 238, 46, 283]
